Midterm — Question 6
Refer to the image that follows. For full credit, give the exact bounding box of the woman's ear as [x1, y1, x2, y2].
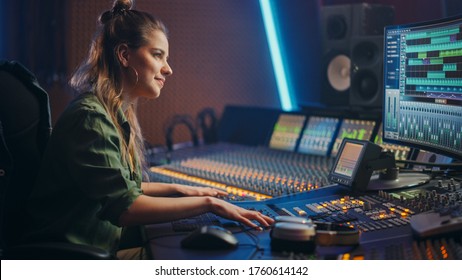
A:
[116, 44, 130, 68]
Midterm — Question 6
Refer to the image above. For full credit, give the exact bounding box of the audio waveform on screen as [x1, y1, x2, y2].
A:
[402, 24, 462, 101]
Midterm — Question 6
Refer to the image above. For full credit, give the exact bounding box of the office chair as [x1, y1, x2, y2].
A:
[0, 60, 112, 259]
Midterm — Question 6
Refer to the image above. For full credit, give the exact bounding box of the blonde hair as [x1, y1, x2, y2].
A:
[70, 0, 167, 176]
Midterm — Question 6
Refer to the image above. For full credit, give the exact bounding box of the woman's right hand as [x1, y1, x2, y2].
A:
[208, 197, 274, 229]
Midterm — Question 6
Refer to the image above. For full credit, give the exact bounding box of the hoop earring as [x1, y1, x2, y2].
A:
[122, 65, 139, 96]
[128, 65, 139, 87]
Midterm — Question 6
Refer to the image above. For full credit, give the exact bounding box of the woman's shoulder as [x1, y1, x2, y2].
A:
[68, 92, 106, 114]
[56, 93, 111, 128]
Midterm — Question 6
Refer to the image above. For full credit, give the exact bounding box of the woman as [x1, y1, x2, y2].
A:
[26, 0, 273, 259]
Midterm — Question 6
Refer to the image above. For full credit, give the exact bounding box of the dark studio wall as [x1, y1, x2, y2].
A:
[66, 0, 282, 147]
[1, 0, 458, 146]
[323, 0, 447, 24]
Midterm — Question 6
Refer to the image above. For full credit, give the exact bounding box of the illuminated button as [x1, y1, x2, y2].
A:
[293, 207, 307, 216]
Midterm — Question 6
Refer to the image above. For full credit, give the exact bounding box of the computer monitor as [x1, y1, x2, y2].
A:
[268, 113, 306, 151]
[330, 118, 377, 158]
[297, 116, 339, 156]
[383, 15, 462, 161]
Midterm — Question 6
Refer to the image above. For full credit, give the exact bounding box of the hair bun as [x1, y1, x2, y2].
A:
[99, 0, 134, 25]
[112, 0, 133, 14]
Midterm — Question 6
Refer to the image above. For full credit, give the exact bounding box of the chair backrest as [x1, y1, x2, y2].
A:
[0, 60, 52, 251]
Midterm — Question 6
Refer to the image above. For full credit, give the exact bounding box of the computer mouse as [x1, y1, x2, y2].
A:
[180, 225, 239, 250]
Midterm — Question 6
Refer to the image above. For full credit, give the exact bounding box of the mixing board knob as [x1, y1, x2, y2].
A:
[363, 201, 372, 211]
[425, 203, 431, 211]
[417, 202, 423, 211]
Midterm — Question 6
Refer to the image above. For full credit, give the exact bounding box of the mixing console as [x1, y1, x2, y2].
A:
[145, 177, 462, 260]
[149, 143, 334, 201]
[146, 106, 461, 259]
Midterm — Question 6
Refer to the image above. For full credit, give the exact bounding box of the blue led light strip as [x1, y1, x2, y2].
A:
[259, 0, 295, 111]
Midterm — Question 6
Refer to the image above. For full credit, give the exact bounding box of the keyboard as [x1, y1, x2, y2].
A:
[171, 212, 222, 232]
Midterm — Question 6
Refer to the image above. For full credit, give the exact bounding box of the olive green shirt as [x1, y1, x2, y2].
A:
[26, 93, 143, 254]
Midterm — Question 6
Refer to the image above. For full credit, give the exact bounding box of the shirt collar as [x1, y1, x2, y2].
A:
[116, 108, 130, 144]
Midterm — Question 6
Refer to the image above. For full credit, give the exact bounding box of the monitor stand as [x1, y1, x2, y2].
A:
[366, 172, 431, 191]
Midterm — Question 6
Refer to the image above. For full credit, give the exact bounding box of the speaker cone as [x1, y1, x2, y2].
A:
[351, 69, 378, 101]
[327, 54, 351, 92]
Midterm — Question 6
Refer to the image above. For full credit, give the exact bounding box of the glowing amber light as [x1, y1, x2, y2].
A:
[426, 247, 433, 260]
[389, 208, 395, 212]
[342, 253, 351, 260]
[440, 246, 448, 259]
[401, 212, 407, 217]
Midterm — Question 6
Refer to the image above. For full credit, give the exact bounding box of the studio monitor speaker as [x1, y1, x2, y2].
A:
[349, 36, 384, 108]
[320, 4, 394, 108]
[320, 4, 353, 107]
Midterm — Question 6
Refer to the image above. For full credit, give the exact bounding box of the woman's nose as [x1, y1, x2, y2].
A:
[162, 62, 173, 76]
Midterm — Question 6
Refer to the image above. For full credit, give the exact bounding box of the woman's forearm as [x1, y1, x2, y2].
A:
[118, 195, 214, 226]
